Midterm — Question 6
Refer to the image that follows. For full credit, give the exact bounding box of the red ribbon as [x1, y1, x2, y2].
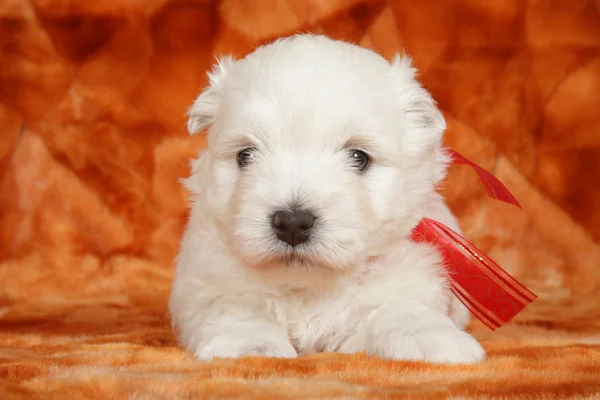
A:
[411, 150, 536, 329]
[448, 150, 522, 209]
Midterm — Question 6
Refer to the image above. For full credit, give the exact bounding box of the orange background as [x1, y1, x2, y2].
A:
[2, 0, 599, 319]
[1, 1, 600, 397]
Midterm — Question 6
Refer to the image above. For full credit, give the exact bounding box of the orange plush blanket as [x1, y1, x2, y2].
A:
[1, 0, 600, 398]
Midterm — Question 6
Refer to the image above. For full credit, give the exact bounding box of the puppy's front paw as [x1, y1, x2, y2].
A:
[195, 336, 298, 360]
[378, 328, 485, 364]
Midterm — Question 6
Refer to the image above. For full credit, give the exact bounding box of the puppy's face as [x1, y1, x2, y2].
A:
[185, 35, 448, 272]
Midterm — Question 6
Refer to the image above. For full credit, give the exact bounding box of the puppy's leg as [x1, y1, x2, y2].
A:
[425, 202, 472, 330]
[339, 299, 485, 364]
[173, 298, 297, 360]
[196, 319, 297, 360]
[449, 295, 471, 330]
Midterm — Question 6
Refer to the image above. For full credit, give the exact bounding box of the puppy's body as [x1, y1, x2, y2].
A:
[170, 35, 485, 363]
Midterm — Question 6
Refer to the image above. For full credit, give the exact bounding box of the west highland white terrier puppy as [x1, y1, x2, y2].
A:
[169, 34, 485, 364]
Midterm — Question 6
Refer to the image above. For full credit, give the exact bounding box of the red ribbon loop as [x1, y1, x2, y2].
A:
[411, 150, 535, 329]
[448, 150, 522, 209]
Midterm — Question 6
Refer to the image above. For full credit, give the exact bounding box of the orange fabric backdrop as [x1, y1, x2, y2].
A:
[1, 0, 599, 398]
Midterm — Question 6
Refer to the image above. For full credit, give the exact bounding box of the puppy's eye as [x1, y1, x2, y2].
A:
[237, 148, 256, 168]
[348, 149, 370, 172]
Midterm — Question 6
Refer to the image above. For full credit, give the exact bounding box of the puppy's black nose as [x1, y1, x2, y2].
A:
[271, 210, 315, 246]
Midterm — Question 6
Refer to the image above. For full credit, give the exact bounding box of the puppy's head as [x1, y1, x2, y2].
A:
[185, 35, 449, 271]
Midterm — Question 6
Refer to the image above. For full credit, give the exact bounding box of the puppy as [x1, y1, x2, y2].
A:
[169, 34, 485, 364]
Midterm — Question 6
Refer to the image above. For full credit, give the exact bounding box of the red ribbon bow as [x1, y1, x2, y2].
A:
[411, 150, 536, 330]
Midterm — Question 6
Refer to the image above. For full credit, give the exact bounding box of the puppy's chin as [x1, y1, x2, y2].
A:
[234, 241, 358, 272]
[236, 246, 359, 288]
[245, 250, 330, 270]
[277, 252, 310, 267]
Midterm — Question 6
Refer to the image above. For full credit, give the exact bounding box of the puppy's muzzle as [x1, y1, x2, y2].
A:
[271, 209, 315, 246]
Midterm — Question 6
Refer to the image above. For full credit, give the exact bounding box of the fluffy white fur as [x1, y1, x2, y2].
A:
[169, 34, 485, 364]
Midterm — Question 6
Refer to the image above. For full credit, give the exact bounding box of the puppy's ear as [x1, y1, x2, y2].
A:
[389, 54, 450, 182]
[389, 54, 447, 154]
[187, 55, 236, 135]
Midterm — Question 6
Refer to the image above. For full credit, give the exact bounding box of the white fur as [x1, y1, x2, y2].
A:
[169, 34, 484, 364]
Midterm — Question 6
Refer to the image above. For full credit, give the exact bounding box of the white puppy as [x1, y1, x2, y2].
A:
[169, 34, 485, 364]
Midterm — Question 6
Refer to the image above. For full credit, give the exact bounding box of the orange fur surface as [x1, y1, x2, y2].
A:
[1, 0, 600, 398]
